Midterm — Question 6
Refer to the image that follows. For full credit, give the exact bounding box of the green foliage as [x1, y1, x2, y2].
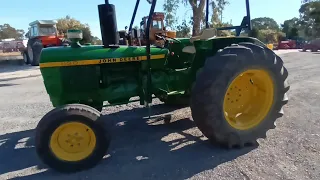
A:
[281, 17, 300, 38]
[163, 0, 179, 30]
[176, 20, 191, 37]
[91, 36, 102, 45]
[280, 1, 320, 40]
[289, 27, 299, 39]
[258, 30, 285, 44]
[217, 30, 233, 37]
[181, 0, 206, 36]
[299, 1, 320, 38]
[79, 25, 92, 45]
[56, 15, 93, 44]
[0, 24, 25, 40]
[252, 17, 280, 31]
[248, 27, 260, 38]
[161, 0, 229, 36]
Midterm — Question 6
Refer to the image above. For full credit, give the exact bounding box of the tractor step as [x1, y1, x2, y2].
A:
[167, 90, 185, 95]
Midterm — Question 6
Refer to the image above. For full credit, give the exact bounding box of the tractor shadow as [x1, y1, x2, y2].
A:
[0, 64, 37, 74]
[0, 129, 47, 175]
[0, 83, 19, 87]
[4, 103, 257, 180]
[0, 65, 41, 83]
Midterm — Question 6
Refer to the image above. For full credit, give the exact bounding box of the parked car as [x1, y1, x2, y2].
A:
[2, 42, 14, 53]
[302, 38, 320, 52]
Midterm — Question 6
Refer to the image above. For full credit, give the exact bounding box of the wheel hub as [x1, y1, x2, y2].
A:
[50, 122, 96, 161]
[223, 69, 274, 130]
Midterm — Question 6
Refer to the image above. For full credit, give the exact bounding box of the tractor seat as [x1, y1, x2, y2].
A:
[182, 46, 196, 54]
[190, 28, 217, 43]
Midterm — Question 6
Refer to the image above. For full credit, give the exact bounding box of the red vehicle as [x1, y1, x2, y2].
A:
[277, 40, 297, 49]
[302, 38, 320, 52]
[23, 20, 68, 66]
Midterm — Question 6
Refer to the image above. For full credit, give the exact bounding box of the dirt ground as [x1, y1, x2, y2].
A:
[0, 50, 319, 180]
[0, 52, 22, 56]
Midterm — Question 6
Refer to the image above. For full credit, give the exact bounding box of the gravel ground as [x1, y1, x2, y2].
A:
[0, 50, 319, 180]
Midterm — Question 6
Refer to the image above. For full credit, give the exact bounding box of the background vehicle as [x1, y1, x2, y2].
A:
[0, 39, 24, 53]
[22, 20, 68, 66]
[35, 0, 289, 173]
[119, 12, 176, 46]
[277, 40, 297, 49]
[2, 42, 14, 53]
[302, 38, 320, 52]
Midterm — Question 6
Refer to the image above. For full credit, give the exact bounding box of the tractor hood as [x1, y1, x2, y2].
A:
[39, 45, 169, 68]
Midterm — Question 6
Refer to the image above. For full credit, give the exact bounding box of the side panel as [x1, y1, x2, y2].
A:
[40, 45, 169, 107]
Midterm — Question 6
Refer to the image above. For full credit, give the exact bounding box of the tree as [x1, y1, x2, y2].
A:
[248, 27, 260, 38]
[56, 15, 93, 44]
[215, 0, 229, 22]
[92, 36, 102, 45]
[182, 0, 206, 36]
[210, 3, 220, 26]
[163, 0, 180, 30]
[299, 1, 320, 38]
[257, 29, 285, 44]
[0, 24, 25, 40]
[79, 25, 93, 44]
[251, 17, 280, 31]
[176, 20, 191, 37]
[302, 0, 319, 3]
[182, 0, 229, 36]
[210, 0, 229, 27]
[289, 27, 299, 39]
[281, 17, 300, 37]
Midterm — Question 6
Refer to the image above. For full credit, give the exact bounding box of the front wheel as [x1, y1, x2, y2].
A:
[23, 51, 30, 64]
[190, 43, 289, 148]
[35, 104, 110, 173]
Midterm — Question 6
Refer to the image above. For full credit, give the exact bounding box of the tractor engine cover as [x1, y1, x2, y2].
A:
[39, 45, 168, 106]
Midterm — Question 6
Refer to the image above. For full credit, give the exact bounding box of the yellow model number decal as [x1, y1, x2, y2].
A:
[39, 54, 165, 68]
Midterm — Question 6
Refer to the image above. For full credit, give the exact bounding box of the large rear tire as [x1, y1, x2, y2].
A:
[27, 38, 43, 66]
[35, 104, 110, 173]
[190, 43, 289, 148]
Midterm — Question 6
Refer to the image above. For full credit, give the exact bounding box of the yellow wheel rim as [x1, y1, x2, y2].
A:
[223, 69, 274, 130]
[50, 122, 97, 162]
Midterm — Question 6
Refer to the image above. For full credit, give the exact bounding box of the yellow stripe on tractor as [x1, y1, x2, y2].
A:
[39, 54, 166, 68]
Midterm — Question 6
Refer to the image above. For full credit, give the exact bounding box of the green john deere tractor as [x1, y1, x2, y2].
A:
[35, 0, 289, 173]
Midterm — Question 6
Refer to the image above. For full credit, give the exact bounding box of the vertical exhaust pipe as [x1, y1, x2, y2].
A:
[98, 0, 119, 47]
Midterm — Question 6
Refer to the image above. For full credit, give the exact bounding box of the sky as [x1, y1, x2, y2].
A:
[0, 0, 302, 39]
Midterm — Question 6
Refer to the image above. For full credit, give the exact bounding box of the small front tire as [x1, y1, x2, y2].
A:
[23, 52, 30, 64]
[35, 104, 110, 173]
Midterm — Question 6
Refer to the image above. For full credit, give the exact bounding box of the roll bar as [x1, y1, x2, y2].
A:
[129, 0, 252, 42]
[215, 0, 252, 36]
[145, 0, 157, 103]
[127, 0, 251, 103]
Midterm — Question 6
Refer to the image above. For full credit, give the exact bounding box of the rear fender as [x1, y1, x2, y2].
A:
[188, 36, 267, 89]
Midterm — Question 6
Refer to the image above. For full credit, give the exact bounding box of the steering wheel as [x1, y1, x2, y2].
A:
[155, 34, 181, 43]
